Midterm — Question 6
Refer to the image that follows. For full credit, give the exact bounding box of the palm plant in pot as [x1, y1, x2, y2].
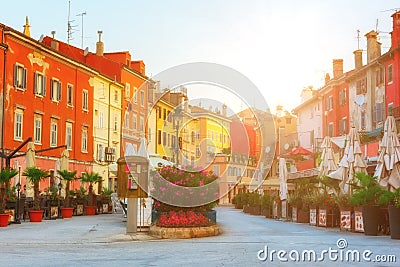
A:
[0, 168, 18, 226]
[23, 167, 50, 222]
[350, 172, 385, 236]
[380, 188, 400, 239]
[80, 171, 102, 215]
[57, 170, 77, 218]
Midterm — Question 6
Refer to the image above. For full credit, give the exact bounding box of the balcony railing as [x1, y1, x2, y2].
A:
[287, 168, 319, 180]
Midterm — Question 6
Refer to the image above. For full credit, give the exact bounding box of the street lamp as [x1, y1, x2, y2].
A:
[173, 106, 182, 165]
[58, 182, 62, 218]
[15, 182, 21, 224]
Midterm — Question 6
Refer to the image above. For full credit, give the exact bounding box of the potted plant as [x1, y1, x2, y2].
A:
[23, 167, 50, 222]
[248, 193, 261, 215]
[0, 168, 18, 226]
[57, 170, 77, 218]
[350, 172, 385, 236]
[99, 187, 113, 214]
[380, 188, 400, 239]
[80, 171, 102, 215]
[261, 194, 273, 218]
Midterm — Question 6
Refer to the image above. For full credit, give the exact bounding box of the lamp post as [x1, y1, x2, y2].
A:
[173, 106, 182, 165]
[58, 182, 62, 219]
[15, 182, 21, 224]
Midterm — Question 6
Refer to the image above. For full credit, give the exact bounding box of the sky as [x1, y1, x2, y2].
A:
[1, 0, 400, 113]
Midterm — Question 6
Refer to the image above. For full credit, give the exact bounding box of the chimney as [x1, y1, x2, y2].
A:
[353, 49, 363, 69]
[222, 104, 227, 117]
[391, 11, 400, 49]
[324, 73, 330, 84]
[96, 30, 104, 56]
[332, 59, 343, 78]
[50, 31, 59, 50]
[23, 16, 31, 37]
[365, 30, 380, 63]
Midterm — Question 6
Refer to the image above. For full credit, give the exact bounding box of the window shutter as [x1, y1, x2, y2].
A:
[58, 82, 62, 101]
[23, 68, 27, 89]
[43, 76, 47, 96]
[50, 80, 54, 99]
[34, 73, 38, 94]
[13, 64, 18, 87]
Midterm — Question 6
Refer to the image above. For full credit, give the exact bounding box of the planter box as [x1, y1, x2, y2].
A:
[389, 205, 400, 239]
[339, 207, 353, 231]
[249, 205, 261, 215]
[362, 205, 380, 236]
[318, 207, 339, 227]
[309, 207, 318, 226]
[354, 206, 364, 233]
[262, 208, 272, 218]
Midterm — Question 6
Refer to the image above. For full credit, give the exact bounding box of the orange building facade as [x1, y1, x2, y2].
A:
[0, 24, 94, 192]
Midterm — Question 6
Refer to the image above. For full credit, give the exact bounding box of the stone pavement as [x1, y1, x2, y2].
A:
[0, 206, 399, 266]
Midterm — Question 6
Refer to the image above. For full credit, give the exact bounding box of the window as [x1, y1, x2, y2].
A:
[213, 166, 220, 176]
[114, 90, 118, 103]
[327, 123, 334, 137]
[67, 84, 73, 106]
[99, 111, 104, 128]
[388, 64, 393, 84]
[361, 110, 366, 130]
[163, 132, 166, 145]
[157, 106, 161, 119]
[132, 114, 137, 130]
[196, 130, 200, 140]
[50, 121, 57, 147]
[13, 64, 27, 90]
[66, 122, 73, 150]
[167, 133, 170, 147]
[124, 113, 129, 129]
[163, 109, 166, 120]
[191, 131, 195, 144]
[113, 114, 118, 132]
[34, 72, 46, 96]
[97, 143, 104, 161]
[14, 109, 23, 140]
[81, 128, 88, 152]
[125, 83, 131, 99]
[50, 78, 62, 102]
[388, 102, 394, 116]
[133, 87, 137, 103]
[140, 117, 144, 133]
[140, 91, 144, 107]
[286, 118, 292, 124]
[356, 78, 367, 94]
[196, 146, 200, 157]
[339, 89, 347, 106]
[34, 116, 42, 144]
[99, 82, 105, 97]
[325, 96, 333, 111]
[373, 103, 384, 124]
[157, 130, 162, 145]
[339, 118, 347, 136]
[82, 90, 89, 111]
[376, 68, 384, 86]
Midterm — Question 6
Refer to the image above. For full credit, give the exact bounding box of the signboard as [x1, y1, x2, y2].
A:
[309, 208, 317, 226]
[354, 211, 364, 233]
[319, 209, 327, 226]
[340, 210, 351, 231]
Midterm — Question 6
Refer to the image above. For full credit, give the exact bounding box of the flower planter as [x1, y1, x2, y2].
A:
[339, 207, 353, 231]
[85, 206, 97, 216]
[318, 207, 339, 227]
[29, 210, 44, 222]
[388, 205, 400, 239]
[362, 205, 380, 236]
[309, 207, 318, 226]
[0, 214, 10, 227]
[61, 207, 74, 219]
[262, 208, 272, 218]
[292, 207, 309, 223]
[249, 205, 261, 215]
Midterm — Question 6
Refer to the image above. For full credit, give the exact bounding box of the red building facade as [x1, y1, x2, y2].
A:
[0, 24, 94, 191]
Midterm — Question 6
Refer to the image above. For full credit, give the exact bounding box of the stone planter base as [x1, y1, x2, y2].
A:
[149, 224, 220, 239]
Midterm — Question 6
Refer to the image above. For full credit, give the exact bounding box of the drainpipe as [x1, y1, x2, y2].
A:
[1, 28, 8, 170]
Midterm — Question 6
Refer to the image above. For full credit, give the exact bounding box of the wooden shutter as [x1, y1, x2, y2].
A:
[57, 82, 62, 101]
[13, 64, 18, 87]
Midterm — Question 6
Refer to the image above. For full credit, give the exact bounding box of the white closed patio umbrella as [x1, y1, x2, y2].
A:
[374, 116, 400, 190]
[318, 136, 338, 177]
[60, 149, 69, 196]
[329, 127, 367, 193]
[25, 142, 36, 197]
[279, 157, 288, 201]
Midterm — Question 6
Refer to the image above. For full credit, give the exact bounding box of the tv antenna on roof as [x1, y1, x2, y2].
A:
[77, 11, 87, 48]
[67, 0, 78, 44]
